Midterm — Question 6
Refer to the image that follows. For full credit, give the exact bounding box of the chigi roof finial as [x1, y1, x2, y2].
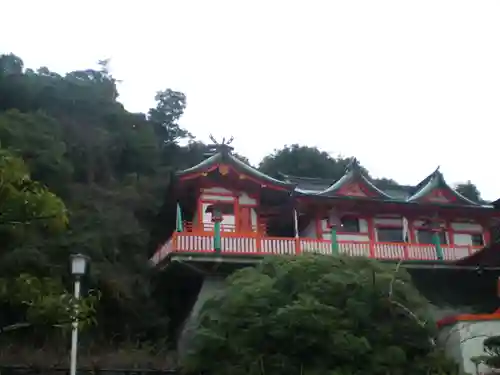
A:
[346, 157, 359, 172]
[206, 134, 235, 156]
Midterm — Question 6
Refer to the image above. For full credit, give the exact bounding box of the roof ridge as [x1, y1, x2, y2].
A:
[279, 172, 336, 183]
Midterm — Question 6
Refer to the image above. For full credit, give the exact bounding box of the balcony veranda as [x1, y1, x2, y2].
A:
[151, 222, 482, 265]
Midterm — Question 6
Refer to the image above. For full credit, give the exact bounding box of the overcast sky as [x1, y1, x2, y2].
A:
[1, 1, 499, 199]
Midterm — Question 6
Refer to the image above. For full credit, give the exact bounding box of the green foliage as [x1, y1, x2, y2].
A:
[0, 148, 67, 232]
[0, 53, 183, 345]
[0, 273, 99, 332]
[0, 51, 487, 366]
[259, 144, 357, 180]
[183, 256, 459, 375]
[148, 88, 191, 144]
[0, 109, 73, 190]
[456, 181, 483, 203]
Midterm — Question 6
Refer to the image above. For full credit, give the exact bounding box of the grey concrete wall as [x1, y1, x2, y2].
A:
[177, 275, 227, 358]
[439, 320, 500, 375]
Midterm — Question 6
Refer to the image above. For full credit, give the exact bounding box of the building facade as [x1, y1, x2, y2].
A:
[152, 144, 500, 266]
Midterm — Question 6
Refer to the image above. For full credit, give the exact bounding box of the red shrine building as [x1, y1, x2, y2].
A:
[152, 143, 500, 266]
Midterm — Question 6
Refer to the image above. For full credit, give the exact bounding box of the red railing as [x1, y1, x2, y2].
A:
[182, 221, 266, 234]
[151, 230, 481, 265]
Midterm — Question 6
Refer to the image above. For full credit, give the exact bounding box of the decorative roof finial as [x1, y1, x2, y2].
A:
[206, 134, 235, 155]
[433, 166, 444, 179]
[346, 157, 359, 172]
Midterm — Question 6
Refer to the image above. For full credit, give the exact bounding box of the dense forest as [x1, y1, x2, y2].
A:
[0, 53, 486, 366]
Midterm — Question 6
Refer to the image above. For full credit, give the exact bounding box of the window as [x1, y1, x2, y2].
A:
[205, 202, 234, 215]
[341, 216, 360, 233]
[471, 233, 484, 247]
[377, 227, 405, 243]
[417, 230, 447, 245]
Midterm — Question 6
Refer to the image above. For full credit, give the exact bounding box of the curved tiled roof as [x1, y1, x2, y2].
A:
[407, 167, 481, 206]
[283, 164, 491, 208]
[314, 159, 395, 199]
[178, 148, 495, 209]
[177, 146, 295, 190]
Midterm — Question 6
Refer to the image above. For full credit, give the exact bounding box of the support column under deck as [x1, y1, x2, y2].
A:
[177, 275, 227, 358]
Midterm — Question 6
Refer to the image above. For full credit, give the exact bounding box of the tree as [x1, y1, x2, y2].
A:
[148, 88, 191, 144]
[0, 110, 74, 192]
[183, 255, 458, 375]
[455, 181, 483, 203]
[0, 54, 175, 347]
[0, 148, 67, 231]
[0, 273, 98, 333]
[374, 177, 401, 190]
[258, 144, 371, 182]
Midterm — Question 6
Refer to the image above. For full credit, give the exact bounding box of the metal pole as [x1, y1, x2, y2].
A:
[70, 278, 81, 375]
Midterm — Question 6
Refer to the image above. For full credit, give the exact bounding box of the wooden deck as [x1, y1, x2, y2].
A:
[151, 231, 482, 265]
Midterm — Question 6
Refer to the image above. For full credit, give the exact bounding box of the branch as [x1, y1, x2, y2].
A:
[461, 334, 493, 344]
[0, 214, 59, 226]
[387, 259, 435, 346]
[0, 314, 95, 334]
[0, 322, 31, 333]
[389, 259, 403, 298]
[389, 300, 435, 346]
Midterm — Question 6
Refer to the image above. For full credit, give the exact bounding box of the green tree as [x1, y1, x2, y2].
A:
[148, 88, 191, 144]
[0, 110, 73, 192]
[256, 144, 402, 191]
[455, 181, 483, 203]
[0, 148, 67, 231]
[0, 54, 173, 345]
[0, 273, 98, 333]
[183, 256, 458, 375]
[375, 177, 401, 190]
[258, 144, 356, 179]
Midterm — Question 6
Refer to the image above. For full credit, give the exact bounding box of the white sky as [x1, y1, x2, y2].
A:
[1, 1, 499, 200]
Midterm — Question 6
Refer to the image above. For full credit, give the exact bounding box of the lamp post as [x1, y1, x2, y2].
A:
[70, 254, 89, 375]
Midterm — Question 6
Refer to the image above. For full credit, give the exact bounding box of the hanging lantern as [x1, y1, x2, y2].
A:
[327, 210, 341, 228]
[422, 217, 441, 232]
[211, 205, 223, 223]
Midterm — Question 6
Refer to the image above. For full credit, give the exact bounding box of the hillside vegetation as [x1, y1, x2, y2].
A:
[0, 53, 486, 367]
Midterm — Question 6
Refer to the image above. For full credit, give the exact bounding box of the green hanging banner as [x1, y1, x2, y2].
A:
[432, 231, 444, 261]
[176, 203, 184, 232]
[214, 221, 222, 253]
[213, 207, 222, 254]
[331, 226, 339, 255]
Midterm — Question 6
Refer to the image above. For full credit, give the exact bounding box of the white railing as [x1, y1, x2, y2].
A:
[151, 232, 481, 262]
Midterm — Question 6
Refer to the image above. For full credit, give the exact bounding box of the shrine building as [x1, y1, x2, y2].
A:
[151, 141, 500, 267]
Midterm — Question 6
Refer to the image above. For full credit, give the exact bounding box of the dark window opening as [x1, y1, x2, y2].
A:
[377, 227, 405, 243]
[417, 230, 447, 245]
[471, 233, 484, 247]
[341, 216, 360, 233]
[205, 202, 234, 215]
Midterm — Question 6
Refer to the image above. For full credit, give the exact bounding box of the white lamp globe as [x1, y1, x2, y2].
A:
[70, 254, 89, 276]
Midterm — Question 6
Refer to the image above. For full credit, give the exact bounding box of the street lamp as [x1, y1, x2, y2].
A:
[70, 254, 89, 375]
